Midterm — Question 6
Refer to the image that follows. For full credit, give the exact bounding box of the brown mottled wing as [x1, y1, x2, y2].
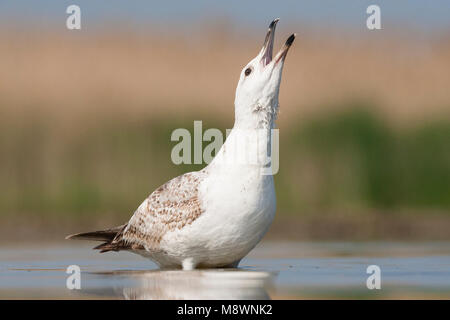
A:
[119, 171, 205, 252]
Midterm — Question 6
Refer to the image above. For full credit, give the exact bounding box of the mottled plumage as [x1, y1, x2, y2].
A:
[122, 170, 207, 251]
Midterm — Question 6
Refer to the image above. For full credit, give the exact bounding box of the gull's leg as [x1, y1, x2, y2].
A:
[182, 257, 197, 270]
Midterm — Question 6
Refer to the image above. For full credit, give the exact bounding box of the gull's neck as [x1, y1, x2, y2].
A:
[233, 99, 278, 130]
[208, 101, 277, 172]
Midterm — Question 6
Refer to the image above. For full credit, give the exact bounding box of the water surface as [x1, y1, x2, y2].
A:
[1, 242, 449, 299]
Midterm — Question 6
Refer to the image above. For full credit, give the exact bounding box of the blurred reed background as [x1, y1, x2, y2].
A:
[0, 1, 449, 242]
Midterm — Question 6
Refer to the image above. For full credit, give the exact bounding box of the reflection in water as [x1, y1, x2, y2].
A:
[92, 269, 274, 300]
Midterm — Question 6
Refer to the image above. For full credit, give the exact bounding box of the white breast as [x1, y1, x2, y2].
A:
[159, 128, 277, 267]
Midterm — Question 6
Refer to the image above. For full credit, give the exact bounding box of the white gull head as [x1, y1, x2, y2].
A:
[234, 19, 296, 129]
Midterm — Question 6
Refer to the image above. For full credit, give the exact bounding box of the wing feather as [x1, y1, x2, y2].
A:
[120, 171, 206, 251]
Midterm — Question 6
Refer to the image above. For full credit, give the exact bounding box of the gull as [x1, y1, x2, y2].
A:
[66, 19, 295, 270]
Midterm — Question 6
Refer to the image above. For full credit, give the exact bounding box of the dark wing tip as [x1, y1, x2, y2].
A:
[65, 232, 86, 240]
[65, 224, 127, 241]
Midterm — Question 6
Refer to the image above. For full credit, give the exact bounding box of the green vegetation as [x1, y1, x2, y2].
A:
[0, 105, 449, 222]
[284, 107, 450, 212]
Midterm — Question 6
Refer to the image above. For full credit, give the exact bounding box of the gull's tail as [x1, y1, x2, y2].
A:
[65, 224, 128, 252]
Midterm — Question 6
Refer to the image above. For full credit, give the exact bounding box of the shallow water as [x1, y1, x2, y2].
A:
[1, 242, 449, 299]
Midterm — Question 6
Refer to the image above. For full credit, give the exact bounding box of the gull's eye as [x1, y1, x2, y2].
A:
[244, 67, 252, 76]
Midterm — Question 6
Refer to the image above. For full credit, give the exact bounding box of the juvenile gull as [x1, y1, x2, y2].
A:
[66, 19, 295, 270]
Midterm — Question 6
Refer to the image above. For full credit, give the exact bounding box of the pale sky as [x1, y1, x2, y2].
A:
[1, 0, 449, 35]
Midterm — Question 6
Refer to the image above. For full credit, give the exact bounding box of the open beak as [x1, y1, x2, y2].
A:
[260, 19, 296, 67]
[274, 33, 296, 64]
[260, 18, 279, 67]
